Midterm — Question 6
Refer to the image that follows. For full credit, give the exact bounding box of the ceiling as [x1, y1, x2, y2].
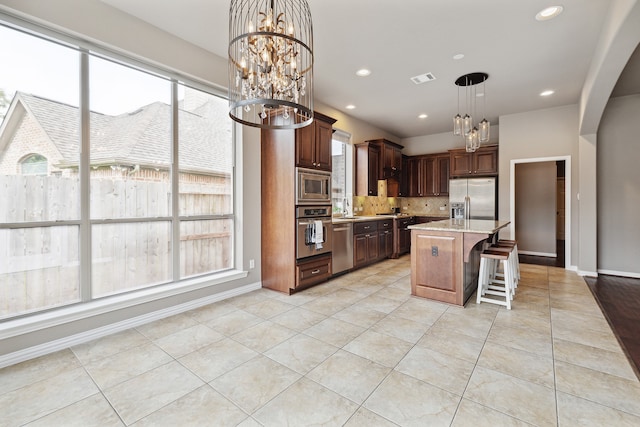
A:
[101, 0, 638, 139]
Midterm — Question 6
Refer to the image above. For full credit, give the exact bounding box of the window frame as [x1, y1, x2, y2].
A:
[0, 14, 245, 327]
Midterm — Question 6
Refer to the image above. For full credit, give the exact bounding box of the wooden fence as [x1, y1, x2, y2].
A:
[0, 174, 233, 318]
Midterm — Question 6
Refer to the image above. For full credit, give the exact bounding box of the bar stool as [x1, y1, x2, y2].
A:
[489, 241, 519, 294]
[496, 239, 520, 282]
[477, 247, 515, 309]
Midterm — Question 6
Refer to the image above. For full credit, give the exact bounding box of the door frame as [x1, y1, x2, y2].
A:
[510, 155, 572, 270]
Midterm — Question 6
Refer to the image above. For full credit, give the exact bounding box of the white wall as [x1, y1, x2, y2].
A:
[515, 162, 557, 256]
[401, 126, 500, 156]
[597, 94, 640, 276]
[498, 105, 580, 268]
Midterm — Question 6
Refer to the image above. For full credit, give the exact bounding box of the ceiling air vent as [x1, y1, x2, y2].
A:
[410, 72, 436, 85]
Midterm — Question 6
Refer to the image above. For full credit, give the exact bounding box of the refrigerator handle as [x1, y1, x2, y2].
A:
[464, 195, 470, 220]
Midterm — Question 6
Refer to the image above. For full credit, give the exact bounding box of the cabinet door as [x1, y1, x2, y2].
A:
[399, 227, 411, 254]
[393, 147, 402, 171]
[367, 146, 379, 196]
[314, 119, 333, 171]
[416, 157, 430, 196]
[450, 151, 473, 177]
[366, 232, 379, 261]
[399, 156, 409, 197]
[436, 156, 450, 196]
[354, 234, 368, 267]
[383, 230, 393, 258]
[295, 124, 316, 169]
[407, 158, 418, 197]
[473, 148, 497, 175]
[424, 156, 437, 196]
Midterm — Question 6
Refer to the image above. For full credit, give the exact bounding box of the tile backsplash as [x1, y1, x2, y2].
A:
[352, 195, 449, 217]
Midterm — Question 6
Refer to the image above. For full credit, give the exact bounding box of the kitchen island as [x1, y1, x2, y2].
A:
[408, 219, 510, 306]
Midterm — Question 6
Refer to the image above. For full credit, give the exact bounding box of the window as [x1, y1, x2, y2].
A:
[20, 154, 48, 175]
[331, 129, 352, 216]
[0, 20, 236, 320]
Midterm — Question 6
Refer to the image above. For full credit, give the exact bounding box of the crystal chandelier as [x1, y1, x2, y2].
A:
[453, 72, 490, 152]
[228, 0, 313, 129]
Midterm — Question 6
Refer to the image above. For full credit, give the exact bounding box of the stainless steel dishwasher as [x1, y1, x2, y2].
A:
[332, 222, 353, 275]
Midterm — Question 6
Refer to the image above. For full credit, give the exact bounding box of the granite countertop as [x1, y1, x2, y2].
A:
[408, 219, 510, 234]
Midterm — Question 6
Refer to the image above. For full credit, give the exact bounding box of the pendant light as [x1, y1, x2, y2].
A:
[228, 0, 314, 129]
[453, 72, 490, 152]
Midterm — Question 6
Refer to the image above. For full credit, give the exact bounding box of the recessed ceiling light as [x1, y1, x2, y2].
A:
[355, 69, 371, 77]
[345, 104, 356, 110]
[418, 114, 428, 119]
[540, 90, 555, 97]
[453, 53, 465, 60]
[536, 6, 564, 21]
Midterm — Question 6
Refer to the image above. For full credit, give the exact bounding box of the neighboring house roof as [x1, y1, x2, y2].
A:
[1, 92, 232, 174]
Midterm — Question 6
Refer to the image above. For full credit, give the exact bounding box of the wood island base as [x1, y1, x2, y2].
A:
[409, 219, 510, 306]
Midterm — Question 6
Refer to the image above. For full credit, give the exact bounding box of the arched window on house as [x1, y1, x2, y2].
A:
[20, 154, 48, 175]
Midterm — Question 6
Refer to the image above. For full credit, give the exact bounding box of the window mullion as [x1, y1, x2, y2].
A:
[79, 49, 92, 302]
[171, 81, 180, 282]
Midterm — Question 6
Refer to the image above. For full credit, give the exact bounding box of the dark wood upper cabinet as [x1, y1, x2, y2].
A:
[355, 139, 404, 197]
[355, 142, 380, 196]
[399, 155, 410, 197]
[449, 145, 498, 177]
[406, 153, 449, 197]
[295, 112, 336, 171]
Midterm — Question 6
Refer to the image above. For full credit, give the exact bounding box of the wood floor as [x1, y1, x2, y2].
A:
[584, 274, 640, 379]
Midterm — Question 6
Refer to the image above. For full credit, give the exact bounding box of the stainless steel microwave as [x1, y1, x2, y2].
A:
[296, 167, 331, 205]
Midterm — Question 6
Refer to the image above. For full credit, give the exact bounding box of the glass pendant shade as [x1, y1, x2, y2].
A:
[228, 0, 314, 129]
[466, 127, 479, 152]
[453, 114, 462, 135]
[479, 118, 490, 143]
[462, 114, 473, 136]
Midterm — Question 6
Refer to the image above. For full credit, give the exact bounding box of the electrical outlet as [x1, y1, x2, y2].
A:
[249, 259, 255, 269]
[431, 246, 439, 256]
[439, 206, 446, 211]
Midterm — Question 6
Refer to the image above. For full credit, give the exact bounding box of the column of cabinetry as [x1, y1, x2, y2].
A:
[449, 145, 498, 177]
[261, 112, 337, 294]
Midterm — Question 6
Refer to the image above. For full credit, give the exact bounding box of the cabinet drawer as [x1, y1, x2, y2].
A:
[378, 220, 393, 230]
[399, 217, 415, 228]
[354, 221, 378, 234]
[296, 255, 332, 288]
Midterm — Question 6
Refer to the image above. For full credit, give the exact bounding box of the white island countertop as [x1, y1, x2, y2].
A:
[408, 219, 510, 234]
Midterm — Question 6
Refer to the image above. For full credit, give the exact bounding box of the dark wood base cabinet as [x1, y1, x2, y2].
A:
[392, 216, 415, 258]
[296, 254, 332, 290]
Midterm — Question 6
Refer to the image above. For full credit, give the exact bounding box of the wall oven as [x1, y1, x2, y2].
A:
[296, 205, 332, 259]
[296, 167, 331, 205]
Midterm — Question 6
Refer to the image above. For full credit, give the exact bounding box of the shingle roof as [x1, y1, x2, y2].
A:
[17, 92, 232, 174]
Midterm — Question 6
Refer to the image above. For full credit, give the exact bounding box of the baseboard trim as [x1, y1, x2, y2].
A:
[0, 281, 261, 369]
[577, 269, 599, 278]
[519, 250, 557, 257]
[598, 269, 640, 279]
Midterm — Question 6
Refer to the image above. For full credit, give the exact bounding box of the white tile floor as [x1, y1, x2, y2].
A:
[2, 256, 640, 426]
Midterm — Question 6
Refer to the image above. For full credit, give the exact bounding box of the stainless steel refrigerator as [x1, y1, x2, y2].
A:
[449, 177, 497, 220]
